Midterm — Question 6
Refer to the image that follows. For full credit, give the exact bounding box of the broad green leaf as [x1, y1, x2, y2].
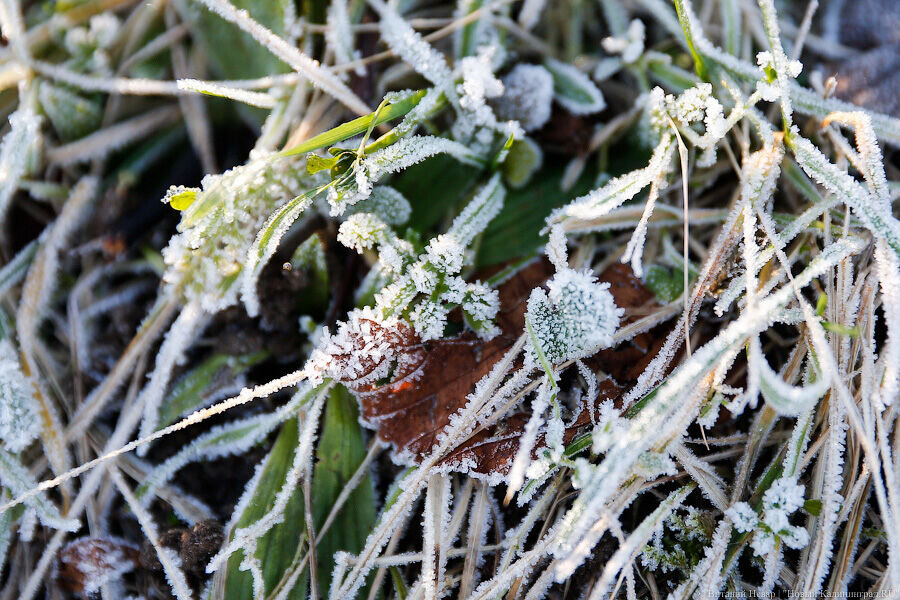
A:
[396, 155, 481, 233]
[311, 386, 377, 596]
[501, 138, 543, 189]
[644, 264, 684, 303]
[177, 0, 291, 82]
[543, 58, 606, 115]
[476, 162, 595, 267]
[156, 352, 268, 430]
[224, 418, 308, 600]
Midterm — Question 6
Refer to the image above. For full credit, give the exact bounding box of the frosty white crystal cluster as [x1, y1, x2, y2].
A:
[161, 155, 308, 313]
[525, 268, 622, 366]
[601, 19, 646, 64]
[306, 307, 419, 386]
[330, 175, 505, 351]
[494, 64, 554, 132]
[756, 51, 802, 103]
[61, 13, 122, 75]
[726, 477, 809, 556]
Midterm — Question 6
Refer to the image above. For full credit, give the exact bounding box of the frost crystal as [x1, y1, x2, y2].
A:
[162, 155, 308, 313]
[458, 47, 505, 115]
[0, 339, 40, 453]
[725, 477, 809, 557]
[601, 19, 645, 64]
[494, 64, 554, 132]
[525, 268, 622, 366]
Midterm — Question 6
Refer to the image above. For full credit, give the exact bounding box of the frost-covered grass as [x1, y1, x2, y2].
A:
[1, 0, 900, 598]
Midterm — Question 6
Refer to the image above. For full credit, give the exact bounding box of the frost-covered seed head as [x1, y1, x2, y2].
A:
[337, 213, 390, 253]
[525, 268, 623, 366]
[494, 64, 554, 132]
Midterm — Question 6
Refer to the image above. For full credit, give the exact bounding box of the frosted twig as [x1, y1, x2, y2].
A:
[0, 369, 311, 517]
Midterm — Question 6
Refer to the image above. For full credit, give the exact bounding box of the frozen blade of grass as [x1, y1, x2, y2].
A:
[111, 468, 194, 600]
[192, 0, 370, 115]
[176, 78, 278, 108]
[548, 133, 674, 229]
[326, 0, 361, 74]
[586, 484, 695, 600]
[550, 237, 865, 575]
[422, 473, 451, 600]
[0, 447, 78, 532]
[671, 443, 727, 510]
[797, 401, 847, 594]
[369, 0, 457, 103]
[46, 106, 181, 166]
[0, 106, 41, 220]
[135, 389, 305, 503]
[0, 240, 37, 300]
[18, 176, 97, 478]
[28, 58, 301, 95]
[788, 134, 900, 255]
[459, 482, 490, 600]
[136, 301, 209, 453]
[240, 189, 318, 317]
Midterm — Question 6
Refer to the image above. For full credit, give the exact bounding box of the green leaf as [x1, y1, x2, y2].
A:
[167, 188, 198, 211]
[177, 0, 291, 82]
[672, 0, 708, 81]
[476, 162, 595, 267]
[644, 264, 684, 303]
[156, 352, 268, 430]
[277, 90, 427, 159]
[395, 154, 481, 233]
[543, 58, 606, 115]
[501, 138, 543, 189]
[224, 418, 308, 600]
[803, 499, 822, 516]
[311, 386, 378, 596]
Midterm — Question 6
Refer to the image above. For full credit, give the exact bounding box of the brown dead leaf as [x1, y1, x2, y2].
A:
[340, 261, 668, 476]
[57, 537, 140, 596]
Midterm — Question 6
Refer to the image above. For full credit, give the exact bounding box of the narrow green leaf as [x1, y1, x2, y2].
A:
[277, 90, 427, 159]
[311, 386, 378, 596]
[224, 419, 308, 600]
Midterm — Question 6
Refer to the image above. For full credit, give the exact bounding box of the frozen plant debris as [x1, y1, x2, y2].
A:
[726, 477, 810, 557]
[495, 64, 554, 132]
